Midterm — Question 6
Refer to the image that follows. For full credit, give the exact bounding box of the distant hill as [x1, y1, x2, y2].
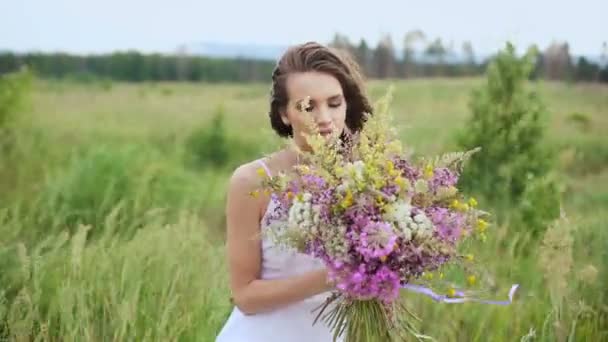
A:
[182, 42, 288, 61]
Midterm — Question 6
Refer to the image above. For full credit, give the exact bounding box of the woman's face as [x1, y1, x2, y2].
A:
[281, 71, 347, 149]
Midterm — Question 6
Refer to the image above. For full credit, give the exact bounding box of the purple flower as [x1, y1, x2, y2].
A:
[429, 167, 459, 193]
[393, 158, 420, 182]
[357, 221, 398, 259]
[374, 266, 401, 303]
[426, 206, 465, 243]
[301, 174, 327, 189]
[330, 263, 401, 303]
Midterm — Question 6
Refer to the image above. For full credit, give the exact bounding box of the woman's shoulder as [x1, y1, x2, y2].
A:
[226, 157, 275, 219]
[228, 156, 272, 191]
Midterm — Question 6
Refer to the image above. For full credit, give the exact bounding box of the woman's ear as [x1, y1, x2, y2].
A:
[280, 111, 290, 126]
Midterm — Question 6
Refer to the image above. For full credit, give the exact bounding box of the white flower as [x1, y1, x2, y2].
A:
[345, 160, 366, 182]
[336, 181, 350, 193]
[383, 200, 434, 242]
[414, 179, 429, 193]
[411, 212, 433, 239]
[413, 214, 426, 224]
[302, 192, 313, 201]
[402, 226, 413, 241]
[287, 192, 321, 235]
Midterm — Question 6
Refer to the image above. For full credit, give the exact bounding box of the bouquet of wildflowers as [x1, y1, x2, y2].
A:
[255, 88, 517, 341]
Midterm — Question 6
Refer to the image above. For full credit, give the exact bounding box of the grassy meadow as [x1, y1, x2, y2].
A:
[1, 75, 607, 341]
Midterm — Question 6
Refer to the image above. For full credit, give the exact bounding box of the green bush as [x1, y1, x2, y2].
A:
[0, 68, 32, 155]
[185, 106, 230, 168]
[566, 112, 592, 132]
[35, 144, 201, 238]
[560, 138, 608, 176]
[184, 106, 263, 170]
[456, 43, 560, 237]
[518, 174, 563, 239]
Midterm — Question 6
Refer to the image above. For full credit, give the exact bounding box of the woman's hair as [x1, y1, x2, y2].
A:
[269, 41, 373, 137]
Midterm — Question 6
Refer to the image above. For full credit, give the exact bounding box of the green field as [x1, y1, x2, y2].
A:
[1, 77, 607, 341]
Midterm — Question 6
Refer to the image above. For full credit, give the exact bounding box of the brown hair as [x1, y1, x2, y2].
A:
[269, 41, 373, 137]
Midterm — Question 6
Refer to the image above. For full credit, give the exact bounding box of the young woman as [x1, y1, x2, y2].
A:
[216, 41, 373, 342]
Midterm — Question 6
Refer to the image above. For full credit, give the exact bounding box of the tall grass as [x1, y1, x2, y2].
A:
[0, 211, 230, 341]
[0, 75, 606, 341]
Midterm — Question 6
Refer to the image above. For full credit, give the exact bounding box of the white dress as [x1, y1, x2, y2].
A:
[216, 161, 342, 342]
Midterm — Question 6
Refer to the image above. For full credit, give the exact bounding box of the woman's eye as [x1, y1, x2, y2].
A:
[329, 102, 342, 108]
[296, 102, 314, 112]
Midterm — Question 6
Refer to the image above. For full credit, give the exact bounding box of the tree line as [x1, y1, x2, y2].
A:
[1, 33, 606, 83]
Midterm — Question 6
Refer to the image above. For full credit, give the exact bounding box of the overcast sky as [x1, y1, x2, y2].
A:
[1, 0, 605, 56]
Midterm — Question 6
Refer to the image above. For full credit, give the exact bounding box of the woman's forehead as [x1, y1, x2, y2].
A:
[286, 72, 343, 100]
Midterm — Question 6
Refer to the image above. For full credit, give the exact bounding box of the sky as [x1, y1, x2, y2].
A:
[1, 0, 606, 57]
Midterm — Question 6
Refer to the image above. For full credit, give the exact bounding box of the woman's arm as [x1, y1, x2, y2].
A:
[225, 163, 332, 315]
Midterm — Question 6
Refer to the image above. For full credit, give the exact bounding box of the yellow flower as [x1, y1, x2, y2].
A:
[467, 275, 477, 286]
[386, 161, 400, 177]
[450, 199, 470, 212]
[256, 167, 267, 178]
[341, 190, 353, 208]
[386, 160, 395, 172]
[423, 164, 434, 180]
[439, 272, 444, 279]
[477, 219, 488, 232]
[447, 287, 456, 298]
[249, 190, 260, 198]
[395, 176, 406, 189]
[423, 272, 434, 280]
[468, 197, 478, 207]
[286, 191, 294, 200]
[465, 254, 474, 262]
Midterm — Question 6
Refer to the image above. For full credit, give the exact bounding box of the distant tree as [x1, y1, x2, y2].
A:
[372, 34, 396, 79]
[354, 39, 372, 76]
[599, 63, 608, 83]
[574, 57, 599, 82]
[542, 42, 573, 81]
[176, 45, 190, 81]
[0, 53, 20, 75]
[329, 33, 355, 55]
[599, 42, 608, 82]
[461, 41, 476, 76]
[425, 38, 447, 76]
[402, 30, 425, 78]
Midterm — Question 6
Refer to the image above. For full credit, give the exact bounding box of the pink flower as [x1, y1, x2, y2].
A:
[357, 221, 398, 260]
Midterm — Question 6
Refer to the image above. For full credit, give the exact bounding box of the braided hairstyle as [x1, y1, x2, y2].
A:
[269, 41, 373, 138]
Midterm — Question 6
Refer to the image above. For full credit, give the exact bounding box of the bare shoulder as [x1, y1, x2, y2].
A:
[225, 158, 271, 234]
[228, 159, 266, 193]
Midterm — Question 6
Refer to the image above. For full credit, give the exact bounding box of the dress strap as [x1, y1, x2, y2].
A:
[256, 159, 273, 178]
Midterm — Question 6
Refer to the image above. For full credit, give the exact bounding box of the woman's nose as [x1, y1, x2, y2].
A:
[315, 106, 332, 125]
